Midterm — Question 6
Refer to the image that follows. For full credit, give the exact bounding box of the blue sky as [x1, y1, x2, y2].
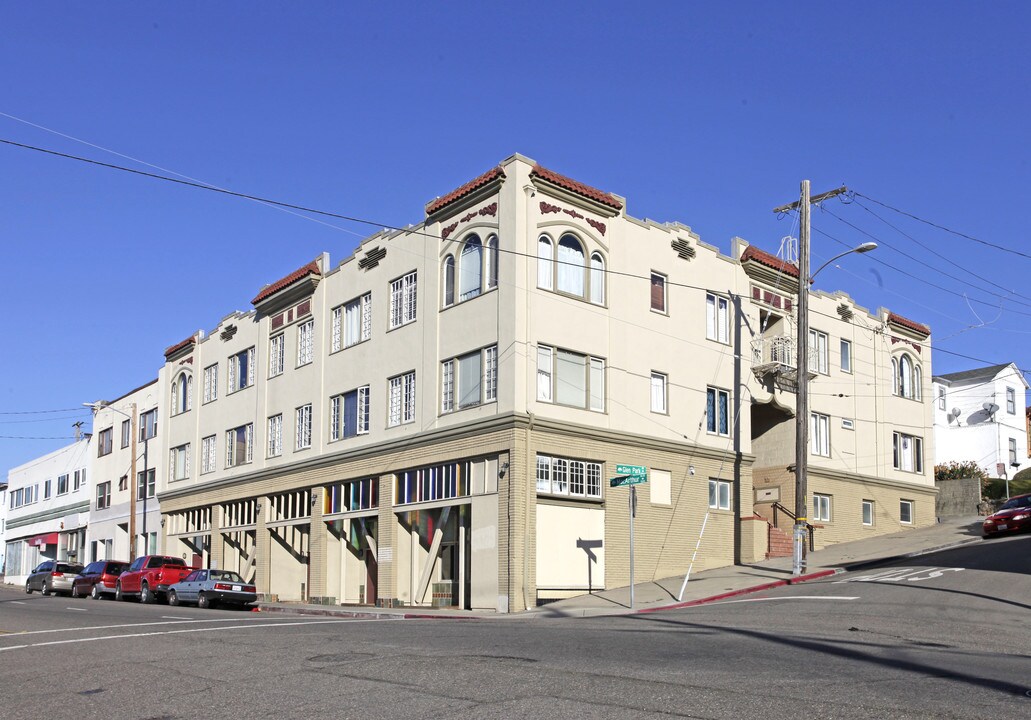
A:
[2, 2, 1029, 475]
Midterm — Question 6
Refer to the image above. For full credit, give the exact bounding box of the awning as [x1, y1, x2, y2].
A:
[27, 532, 59, 548]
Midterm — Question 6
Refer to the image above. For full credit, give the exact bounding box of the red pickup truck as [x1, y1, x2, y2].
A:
[115, 555, 196, 604]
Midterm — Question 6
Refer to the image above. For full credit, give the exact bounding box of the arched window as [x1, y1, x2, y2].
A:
[442, 255, 455, 307]
[557, 234, 585, 297]
[537, 236, 553, 290]
[486, 235, 498, 290]
[589, 252, 605, 305]
[914, 363, 922, 400]
[899, 354, 913, 398]
[459, 235, 483, 301]
[892, 358, 899, 396]
[173, 372, 192, 415]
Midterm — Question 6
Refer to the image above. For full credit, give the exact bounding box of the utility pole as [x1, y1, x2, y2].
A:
[774, 181, 848, 576]
[129, 402, 138, 563]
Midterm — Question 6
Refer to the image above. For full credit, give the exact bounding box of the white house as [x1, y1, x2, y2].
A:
[4, 438, 92, 585]
[932, 363, 1030, 486]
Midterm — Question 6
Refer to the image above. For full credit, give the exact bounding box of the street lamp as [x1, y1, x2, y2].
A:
[85, 400, 138, 563]
[792, 182, 876, 577]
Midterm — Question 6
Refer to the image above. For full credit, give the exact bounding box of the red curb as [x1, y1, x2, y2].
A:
[636, 568, 842, 614]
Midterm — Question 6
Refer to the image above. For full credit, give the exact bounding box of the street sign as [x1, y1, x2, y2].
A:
[615, 464, 647, 477]
[610, 475, 648, 487]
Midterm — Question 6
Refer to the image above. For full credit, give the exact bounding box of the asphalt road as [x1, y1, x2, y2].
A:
[1, 534, 1028, 719]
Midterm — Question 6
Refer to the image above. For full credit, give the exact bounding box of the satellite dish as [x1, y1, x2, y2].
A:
[950, 407, 961, 418]
[983, 402, 999, 414]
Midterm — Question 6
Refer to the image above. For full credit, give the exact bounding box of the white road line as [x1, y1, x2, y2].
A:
[0, 618, 382, 653]
[2, 617, 286, 638]
[10, 601, 25, 605]
[706, 596, 860, 606]
[64, 607, 88, 612]
[161, 616, 192, 620]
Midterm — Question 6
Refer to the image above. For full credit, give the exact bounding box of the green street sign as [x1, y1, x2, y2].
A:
[615, 464, 647, 477]
[610, 475, 648, 487]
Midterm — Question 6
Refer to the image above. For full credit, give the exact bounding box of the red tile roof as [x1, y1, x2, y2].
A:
[887, 312, 931, 337]
[740, 245, 800, 279]
[251, 261, 322, 305]
[164, 336, 196, 359]
[425, 166, 506, 216]
[530, 164, 623, 210]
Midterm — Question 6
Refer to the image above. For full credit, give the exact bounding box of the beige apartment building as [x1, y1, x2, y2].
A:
[152, 153, 936, 613]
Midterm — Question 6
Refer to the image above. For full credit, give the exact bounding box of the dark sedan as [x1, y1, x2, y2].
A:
[167, 569, 257, 609]
[71, 560, 130, 599]
[982, 492, 1031, 537]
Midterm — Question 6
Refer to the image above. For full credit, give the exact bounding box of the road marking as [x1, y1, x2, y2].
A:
[64, 607, 88, 612]
[2, 617, 288, 638]
[0, 618, 383, 653]
[707, 596, 860, 606]
[10, 602, 25, 605]
[162, 616, 191, 620]
[834, 567, 965, 584]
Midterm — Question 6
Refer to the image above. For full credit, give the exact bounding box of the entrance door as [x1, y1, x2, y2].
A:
[364, 549, 378, 605]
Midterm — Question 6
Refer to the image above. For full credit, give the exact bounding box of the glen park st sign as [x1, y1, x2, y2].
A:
[610, 464, 648, 607]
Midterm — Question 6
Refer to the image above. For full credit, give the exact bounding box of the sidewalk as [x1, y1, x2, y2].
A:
[258, 515, 985, 621]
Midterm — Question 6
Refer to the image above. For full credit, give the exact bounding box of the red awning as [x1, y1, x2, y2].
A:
[28, 532, 59, 548]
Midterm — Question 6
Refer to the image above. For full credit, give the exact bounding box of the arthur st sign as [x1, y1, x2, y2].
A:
[611, 464, 648, 487]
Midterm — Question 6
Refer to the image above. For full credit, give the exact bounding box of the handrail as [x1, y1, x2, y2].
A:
[770, 501, 815, 551]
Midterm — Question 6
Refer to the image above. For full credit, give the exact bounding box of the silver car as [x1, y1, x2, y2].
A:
[25, 560, 84, 596]
[167, 569, 257, 609]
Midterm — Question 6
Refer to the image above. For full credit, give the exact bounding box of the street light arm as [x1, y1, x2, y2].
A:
[810, 242, 877, 281]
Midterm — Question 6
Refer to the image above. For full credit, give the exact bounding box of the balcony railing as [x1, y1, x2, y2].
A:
[752, 335, 795, 369]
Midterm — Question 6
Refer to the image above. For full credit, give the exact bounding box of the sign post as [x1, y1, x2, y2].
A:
[610, 464, 648, 609]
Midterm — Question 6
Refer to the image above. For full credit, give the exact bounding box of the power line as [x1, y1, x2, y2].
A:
[853, 191, 1031, 262]
[0, 407, 93, 415]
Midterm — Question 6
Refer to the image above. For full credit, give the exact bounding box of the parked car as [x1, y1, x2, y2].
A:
[71, 560, 130, 599]
[25, 561, 84, 596]
[116, 555, 196, 603]
[168, 569, 257, 609]
[982, 492, 1031, 537]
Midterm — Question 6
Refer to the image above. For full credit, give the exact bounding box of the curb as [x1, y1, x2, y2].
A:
[636, 568, 839, 614]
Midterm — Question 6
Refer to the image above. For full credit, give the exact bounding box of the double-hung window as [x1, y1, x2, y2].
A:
[96, 482, 111, 510]
[813, 493, 831, 522]
[650, 273, 667, 313]
[295, 404, 313, 450]
[706, 293, 729, 343]
[706, 387, 730, 436]
[536, 344, 604, 412]
[388, 371, 416, 426]
[57, 474, 69, 495]
[862, 499, 874, 526]
[892, 432, 923, 473]
[810, 412, 830, 457]
[139, 409, 158, 441]
[225, 424, 253, 467]
[900, 500, 914, 524]
[203, 364, 218, 403]
[170, 444, 191, 481]
[1009, 437, 1018, 465]
[651, 372, 667, 414]
[228, 347, 255, 393]
[330, 386, 370, 440]
[708, 479, 731, 510]
[137, 469, 156, 499]
[269, 334, 285, 377]
[840, 339, 852, 374]
[98, 428, 113, 456]
[297, 320, 314, 366]
[267, 416, 282, 458]
[441, 346, 498, 413]
[1006, 387, 1016, 414]
[808, 329, 829, 374]
[201, 435, 217, 473]
[121, 420, 131, 448]
[333, 293, 372, 351]
[389, 272, 417, 328]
